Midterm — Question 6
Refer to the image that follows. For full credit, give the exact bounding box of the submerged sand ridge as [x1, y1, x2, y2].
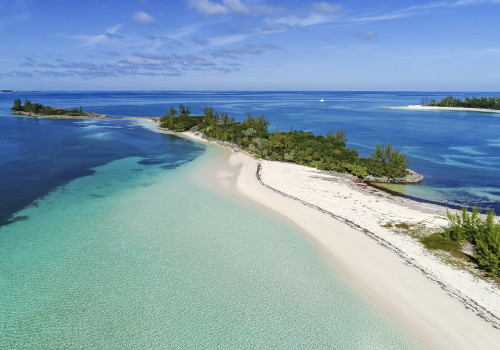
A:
[174, 129, 500, 350]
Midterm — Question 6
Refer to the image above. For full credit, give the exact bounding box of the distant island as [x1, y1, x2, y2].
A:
[1, 90, 23, 93]
[425, 96, 500, 110]
[158, 105, 422, 183]
[382, 96, 500, 113]
[11, 99, 107, 119]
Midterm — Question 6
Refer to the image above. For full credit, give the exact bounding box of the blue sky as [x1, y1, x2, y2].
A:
[1, 0, 499, 90]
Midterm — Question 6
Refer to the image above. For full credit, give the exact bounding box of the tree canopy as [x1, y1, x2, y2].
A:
[11, 99, 86, 116]
[426, 96, 500, 110]
[159, 105, 410, 179]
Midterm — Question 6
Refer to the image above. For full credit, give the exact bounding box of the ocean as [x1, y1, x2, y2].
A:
[4, 90, 498, 213]
[1, 90, 498, 348]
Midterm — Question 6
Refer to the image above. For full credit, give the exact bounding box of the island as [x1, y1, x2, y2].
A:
[0, 89, 23, 93]
[11, 99, 107, 119]
[381, 96, 500, 113]
[159, 105, 500, 314]
[6, 99, 500, 347]
[157, 104, 422, 183]
[157, 104, 500, 312]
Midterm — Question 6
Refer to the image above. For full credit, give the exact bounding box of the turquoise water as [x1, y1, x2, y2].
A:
[0, 142, 422, 348]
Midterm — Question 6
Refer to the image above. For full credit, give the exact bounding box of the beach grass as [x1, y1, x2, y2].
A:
[420, 233, 467, 260]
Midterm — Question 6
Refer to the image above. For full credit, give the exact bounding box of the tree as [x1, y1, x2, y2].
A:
[241, 114, 270, 138]
[442, 207, 500, 276]
[268, 130, 294, 157]
[370, 144, 408, 178]
[11, 99, 22, 111]
[179, 104, 191, 118]
[326, 129, 347, 147]
[202, 107, 218, 125]
[24, 99, 32, 111]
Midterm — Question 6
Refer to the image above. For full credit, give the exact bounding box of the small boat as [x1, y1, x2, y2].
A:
[319, 98, 325, 102]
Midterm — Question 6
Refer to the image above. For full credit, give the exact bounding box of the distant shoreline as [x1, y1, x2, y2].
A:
[11, 110, 108, 119]
[381, 105, 500, 114]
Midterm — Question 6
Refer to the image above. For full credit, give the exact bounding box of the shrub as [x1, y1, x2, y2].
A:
[442, 206, 500, 275]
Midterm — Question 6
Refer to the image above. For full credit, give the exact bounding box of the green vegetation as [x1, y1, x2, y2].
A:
[383, 220, 430, 237]
[421, 206, 500, 276]
[425, 96, 500, 110]
[160, 105, 410, 179]
[442, 207, 500, 275]
[11, 99, 86, 116]
[420, 233, 466, 261]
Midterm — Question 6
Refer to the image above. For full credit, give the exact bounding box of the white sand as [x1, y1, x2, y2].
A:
[172, 129, 500, 348]
[384, 105, 500, 113]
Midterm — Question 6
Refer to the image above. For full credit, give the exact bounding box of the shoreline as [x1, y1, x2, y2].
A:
[11, 110, 108, 119]
[170, 127, 500, 349]
[381, 105, 500, 113]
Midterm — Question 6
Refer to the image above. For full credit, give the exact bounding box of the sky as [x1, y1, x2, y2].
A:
[1, 0, 500, 90]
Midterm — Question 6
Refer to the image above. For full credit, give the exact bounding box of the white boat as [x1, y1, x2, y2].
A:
[319, 98, 325, 102]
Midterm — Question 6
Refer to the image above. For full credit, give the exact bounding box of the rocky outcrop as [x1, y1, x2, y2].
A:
[363, 169, 423, 184]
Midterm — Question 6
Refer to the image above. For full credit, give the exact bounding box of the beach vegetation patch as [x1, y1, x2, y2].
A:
[395, 222, 410, 230]
[382, 222, 393, 229]
[442, 207, 500, 276]
[383, 220, 430, 237]
[420, 233, 466, 260]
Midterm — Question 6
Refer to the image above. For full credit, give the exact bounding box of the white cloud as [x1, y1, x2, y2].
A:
[453, 0, 481, 4]
[360, 32, 377, 39]
[223, 0, 249, 13]
[186, 0, 280, 15]
[312, 2, 342, 15]
[273, 2, 341, 29]
[126, 57, 161, 65]
[187, 0, 229, 14]
[275, 14, 331, 27]
[208, 33, 250, 46]
[351, 2, 448, 23]
[350, 0, 500, 24]
[452, 0, 500, 5]
[72, 24, 124, 47]
[211, 43, 282, 58]
[133, 12, 155, 24]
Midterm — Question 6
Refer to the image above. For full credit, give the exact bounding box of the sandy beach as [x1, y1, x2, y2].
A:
[178, 130, 500, 349]
[382, 105, 500, 113]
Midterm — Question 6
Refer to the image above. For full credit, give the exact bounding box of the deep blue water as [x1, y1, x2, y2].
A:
[0, 94, 205, 226]
[1, 91, 499, 219]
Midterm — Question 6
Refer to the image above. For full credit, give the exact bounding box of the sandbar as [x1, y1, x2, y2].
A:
[174, 129, 500, 349]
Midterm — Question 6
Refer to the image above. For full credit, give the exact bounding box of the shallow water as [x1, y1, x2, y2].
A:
[0, 145, 423, 349]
